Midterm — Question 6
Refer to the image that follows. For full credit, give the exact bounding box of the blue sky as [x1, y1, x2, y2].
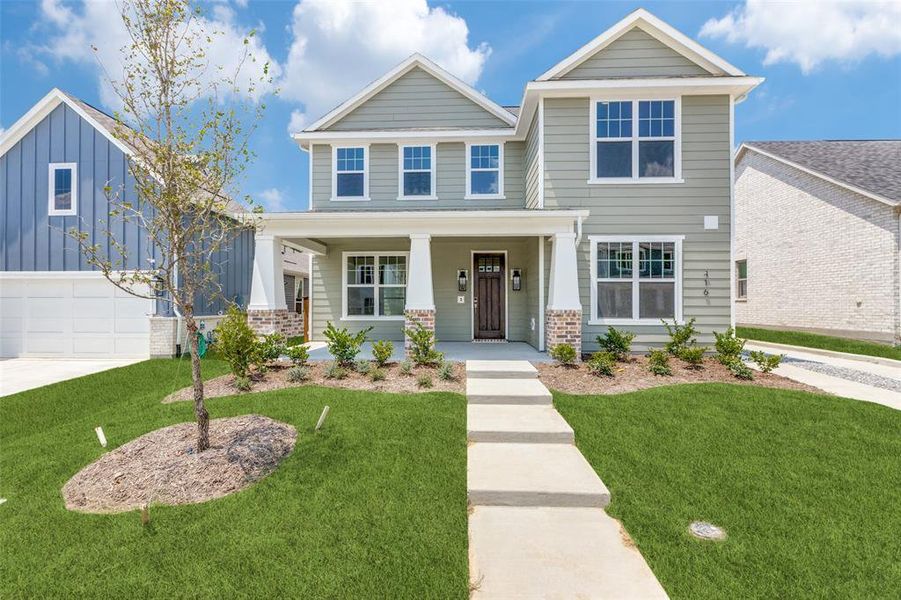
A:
[2, 0, 899, 212]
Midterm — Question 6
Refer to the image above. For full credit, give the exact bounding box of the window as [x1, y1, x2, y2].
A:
[399, 145, 436, 199]
[466, 143, 504, 198]
[590, 236, 683, 323]
[48, 162, 77, 216]
[343, 252, 408, 319]
[333, 146, 368, 200]
[590, 99, 680, 183]
[736, 260, 747, 300]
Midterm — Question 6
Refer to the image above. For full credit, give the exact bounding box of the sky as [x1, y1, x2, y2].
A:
[2, 0, 900, 212]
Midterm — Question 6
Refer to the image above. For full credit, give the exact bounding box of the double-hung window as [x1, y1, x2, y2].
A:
[399, 145, 436, 199]
[590, 99, 680, 183]
[466, 143, 504, 199]
[333, 146, 368, 200]
[590, 236, 683, 324]
[736, 260, 747, 300]
[343, 252, 408, 319]
[48, 162, 77, 216]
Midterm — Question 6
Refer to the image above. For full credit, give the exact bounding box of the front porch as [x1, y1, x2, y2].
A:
[306, 340, 554, 363]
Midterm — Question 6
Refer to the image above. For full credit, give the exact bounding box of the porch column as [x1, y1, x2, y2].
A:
[247, 234, 302, 337]
[546, 232, 583, 357]
[404, 233, 436, 354]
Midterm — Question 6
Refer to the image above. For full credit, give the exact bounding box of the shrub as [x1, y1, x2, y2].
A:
[678, 346, 707, 369]
[323, 322, 372, 366]
[438, 362, 455, 381]
[354, 359, 371, 375]
[662, 318, 698, 356]
[371, 340, 394, 367]
[256, 332, 287, 363]
[370, 368, 387, 382]
[233, 375, 252, 391]
[586, 351, 616, 377]
[405, 323, 444, 366]
[748, 350, 784, 373]
[713, 327, 746, 365]
[596, 327, 634, 361]
[324, 362, 348, 380]
[286, 366, 310, 383]
[550, 343, 577, 366]
[285, 344, 309, 366]
[215, 305, 257, 378]
[416, 373, 434, 388]
[647, 349, 672, 376]
[728, 359, 754, 380]
[399, 359, 414, 375]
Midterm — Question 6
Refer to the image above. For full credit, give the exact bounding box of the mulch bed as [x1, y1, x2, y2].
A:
[162, 361, 465, 404]
[62, 415, 296, 513]
[535, 356, 823, 396]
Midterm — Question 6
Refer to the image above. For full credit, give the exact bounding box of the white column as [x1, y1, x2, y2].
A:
[248, 234, 287, 311]
[405, 233, 435, 311]
[546, 232, 581, 310]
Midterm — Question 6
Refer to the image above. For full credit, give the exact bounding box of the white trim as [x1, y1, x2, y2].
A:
[537, 97, 545, 209]
[538, 236, 545, 351]
[536, 8, 745, 81]
[588, 235, 684, 325]
[330, 144, 370, 202]
[340, 251, 410, 321]
[469, 250, 509, 341]
[307, 143, 314, 210]
[397, 143, 437, 200]
[729, 97, 736, 328]
[302, 54, 517, 132]
[48, 162, 78, 216]
[293, 129, 516, 147]
[736, 144, 900, 208]
[0, 270, 152, 280]
[465, 141, 505, 200]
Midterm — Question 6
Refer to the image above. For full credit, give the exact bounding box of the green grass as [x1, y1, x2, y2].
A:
[737, 326, 901, 361]
[555, 384, 901, 599]
[0, 358, 468, 599]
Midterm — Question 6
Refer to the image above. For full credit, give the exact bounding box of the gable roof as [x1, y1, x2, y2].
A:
[737, 141, 901, 207]
[301, 53, 518, 132]
[537, 8, 745, 81]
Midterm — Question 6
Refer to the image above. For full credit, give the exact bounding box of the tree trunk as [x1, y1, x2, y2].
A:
[186, 313, 210, 452]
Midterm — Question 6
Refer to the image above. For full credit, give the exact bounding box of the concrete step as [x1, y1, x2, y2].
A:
[469, 506, 668, 599]
[468, 443, 610, 508]
[465, 360, 538, 380]
[466, 377, 552, 405]
[467, 404, 574, 444]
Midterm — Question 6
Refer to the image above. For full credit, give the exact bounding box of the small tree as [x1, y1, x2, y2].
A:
[69, 0, 271, 451]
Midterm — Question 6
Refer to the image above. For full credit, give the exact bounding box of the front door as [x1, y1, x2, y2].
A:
[474, 253, 505, 339]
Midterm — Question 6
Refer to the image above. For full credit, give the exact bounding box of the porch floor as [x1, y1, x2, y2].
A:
[306, 341, 551, 363]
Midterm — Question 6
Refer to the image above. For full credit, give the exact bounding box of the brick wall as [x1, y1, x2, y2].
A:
[247, 309, 304, 338]
[149, 316, 177, 358]
[546, 308, 582, 358]
[735, 151, 900, 343]
[404, 309, 436, 355]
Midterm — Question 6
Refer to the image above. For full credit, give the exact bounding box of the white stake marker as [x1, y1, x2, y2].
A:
[0, 498, 7, 506]
[315, 406, 330, 432]
[95, 426, 108, 448]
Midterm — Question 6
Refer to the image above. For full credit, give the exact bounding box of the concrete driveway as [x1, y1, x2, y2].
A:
[0, 358, 144, 397]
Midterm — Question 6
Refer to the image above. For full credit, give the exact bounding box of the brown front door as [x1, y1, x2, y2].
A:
[474, 253, 505, 339]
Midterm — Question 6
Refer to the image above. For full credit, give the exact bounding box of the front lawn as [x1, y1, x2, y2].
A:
[737, 326, 901, 361]
[556, 384, 901, 599]
[0, 359, 468, 599]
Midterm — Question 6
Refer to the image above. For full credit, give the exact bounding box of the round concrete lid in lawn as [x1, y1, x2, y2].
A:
[689, 521, 727, 541]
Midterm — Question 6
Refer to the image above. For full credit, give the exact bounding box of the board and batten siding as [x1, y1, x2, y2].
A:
[325, 67, 512, 131]
[543, 95, 732, 350]
[558, 28, 710, 79]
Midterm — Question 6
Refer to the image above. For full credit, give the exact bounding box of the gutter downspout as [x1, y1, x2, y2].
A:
[575, 215, 583, 247]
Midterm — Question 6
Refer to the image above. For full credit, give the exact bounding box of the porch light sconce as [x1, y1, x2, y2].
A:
[511, 268, 523, 291]
[457, 269, 468, 292]
[152, 273, 166, 298]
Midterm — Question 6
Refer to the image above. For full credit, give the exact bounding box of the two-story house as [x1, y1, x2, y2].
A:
[246, 9, 761, 355]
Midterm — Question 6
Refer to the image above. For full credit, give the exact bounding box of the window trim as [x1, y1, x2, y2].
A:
[397, 144, 437, 200]
[48, 162, 78, 216]
[588, 97, 682, 185]
[735, 259, 747, 301]
[465, 141, 505, 200]
[331, 145, 370, 202]
[341, 251, 409, 321]
[588, 235, 684, 325]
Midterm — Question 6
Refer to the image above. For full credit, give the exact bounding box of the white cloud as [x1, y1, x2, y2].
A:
[258, 188, 286, 212]
[700, 0, 901, 74]
[287, 109, 308, 134]
[280, 0, 490, 130]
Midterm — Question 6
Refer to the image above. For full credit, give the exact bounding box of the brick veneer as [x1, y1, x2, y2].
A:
[546, 308, 582, 359]
[149, 316, 178, 358]
[247, 309, 304, 337]
[404, 309, 436, 355]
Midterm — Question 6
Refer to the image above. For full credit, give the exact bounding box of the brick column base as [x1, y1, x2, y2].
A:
[404, 309, 436, 356]
[149, 316, 178, 358]
[247, 309, 304, 338]
[546, 308, 582, 360]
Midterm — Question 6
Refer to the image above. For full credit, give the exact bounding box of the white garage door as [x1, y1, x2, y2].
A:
[0, 274, 153, 358]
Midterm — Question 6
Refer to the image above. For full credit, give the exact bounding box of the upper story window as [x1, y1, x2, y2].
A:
[466, 143, 504, 199]
[399, 145, 436, 199]
[332, 146, 368, 200]
[590, 99, 681, 184]
[48, 162, 77, 216]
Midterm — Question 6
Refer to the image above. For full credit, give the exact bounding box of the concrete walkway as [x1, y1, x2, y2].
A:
[466, 360, 667, 599]
[0, 357, 144, 397]
[307, 341, 552, 363]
